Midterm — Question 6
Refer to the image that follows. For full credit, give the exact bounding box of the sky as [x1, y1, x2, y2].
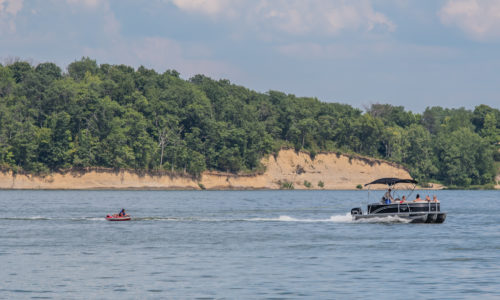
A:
[0, 0, 499, 112]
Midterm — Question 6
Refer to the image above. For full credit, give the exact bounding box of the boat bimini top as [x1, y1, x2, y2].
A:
[365, 178, 418, 187]
[364, 177, 418, 203]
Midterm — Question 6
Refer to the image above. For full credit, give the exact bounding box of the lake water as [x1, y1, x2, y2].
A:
[0, 190, 499, 299]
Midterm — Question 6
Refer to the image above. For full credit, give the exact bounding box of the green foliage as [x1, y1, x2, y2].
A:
[318, 181, 324, 188]
[356, 184, 363, 190]
[0, 59, 498, 187]
[188, 151, 206, 176]
[7, 61, 33, 83]
[434, 127, 495, 186]
[367, 103, 418, 128]
[303, 180, 311, 188]
[279, 180, 294, 190]
[68, 57, 98, 81]
[401, 124, 437, 181]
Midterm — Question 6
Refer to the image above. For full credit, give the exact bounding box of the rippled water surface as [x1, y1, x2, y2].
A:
[1, 190, 499, 299]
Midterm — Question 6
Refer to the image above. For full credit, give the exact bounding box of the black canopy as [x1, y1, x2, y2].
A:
[364, 178, 418, 186]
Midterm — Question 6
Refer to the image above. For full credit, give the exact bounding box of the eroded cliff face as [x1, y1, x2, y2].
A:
[200, 149, 410, 189]
[0, 149, 410, 190]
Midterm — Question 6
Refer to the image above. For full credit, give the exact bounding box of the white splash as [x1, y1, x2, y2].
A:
[327, 213, 354, 222]
[245, 213, 412, 224]
[25, 216, 50, 220]
[246, 213, 353, 223]
[85, 217, 107, 221]
[354, 215, 412, 223]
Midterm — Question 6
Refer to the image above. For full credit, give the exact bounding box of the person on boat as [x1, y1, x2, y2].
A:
[414, 194, 424, 202]
[433, 195, 439, 202]
[383, 188, 394, 204]
[400, 195, 407, 203]
[118, 209, 126, 217]
[425, 195, 431, 202]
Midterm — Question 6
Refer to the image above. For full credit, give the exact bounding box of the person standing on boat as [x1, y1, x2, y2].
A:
[383, 188, 394, 204]
[118, 208, 126, 217]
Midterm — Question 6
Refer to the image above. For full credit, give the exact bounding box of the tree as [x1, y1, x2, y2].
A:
[186, 150, 206, 176]
[73, 129, 99, 167]
[401, 124, 436, 180]
[380, 126, 405, 161]
[7, 61, 33, 83]
[435, 127, 495, 186]
[154, 115, 183, 170]
[0, 65, 14, 97]
[35, 62, 62, 81]
[68, 57, 98, 81]
[351, 114, 383, 156]
[367, 103, 417, 128]
[297, 118, 319, 149]
[480, 113, 500, 144]
[472, 105, 500, 132]
[45, 112, 73, 169]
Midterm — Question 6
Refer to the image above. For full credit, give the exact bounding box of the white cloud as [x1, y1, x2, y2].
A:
[0, 0, 23, 15]
[168, 0, 395, 36]
[169, 0, 240, 18]
[65, 0, 104, 9]
[254, 0, 395, 35]
[439, 0, 500, 40]
[0, 0, 23, 34]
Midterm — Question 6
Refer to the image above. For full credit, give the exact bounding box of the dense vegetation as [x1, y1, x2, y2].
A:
[0, 58, 499, 187]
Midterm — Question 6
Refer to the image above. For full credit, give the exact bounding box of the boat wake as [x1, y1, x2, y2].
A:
[0, 214, 410, 223]
[132, 217, 181, 221]
[353, 215, 412, 223]
[244, 213, 413, 223]
[0, 216, 106, 221]
[245, 214, 353, 223]
[0, 216, 52, 221]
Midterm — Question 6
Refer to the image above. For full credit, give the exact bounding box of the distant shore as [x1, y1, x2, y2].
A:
[0, 149, 424, 190]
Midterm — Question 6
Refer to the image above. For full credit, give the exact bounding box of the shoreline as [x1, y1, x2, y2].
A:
[0, 149, 447, 191]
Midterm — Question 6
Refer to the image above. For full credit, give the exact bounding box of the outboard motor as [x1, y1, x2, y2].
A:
[351, 207, 362, 215]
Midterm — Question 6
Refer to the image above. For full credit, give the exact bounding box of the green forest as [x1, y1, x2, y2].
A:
[1, 58, 499, 187]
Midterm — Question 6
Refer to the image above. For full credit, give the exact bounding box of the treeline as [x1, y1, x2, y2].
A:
[0, 58, 499, 186]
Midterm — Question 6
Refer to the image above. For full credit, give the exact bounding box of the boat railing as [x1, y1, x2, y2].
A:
[428, 201, 439, 212]
[397, 202, 411, 213]
[369, 201, 440, 215]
